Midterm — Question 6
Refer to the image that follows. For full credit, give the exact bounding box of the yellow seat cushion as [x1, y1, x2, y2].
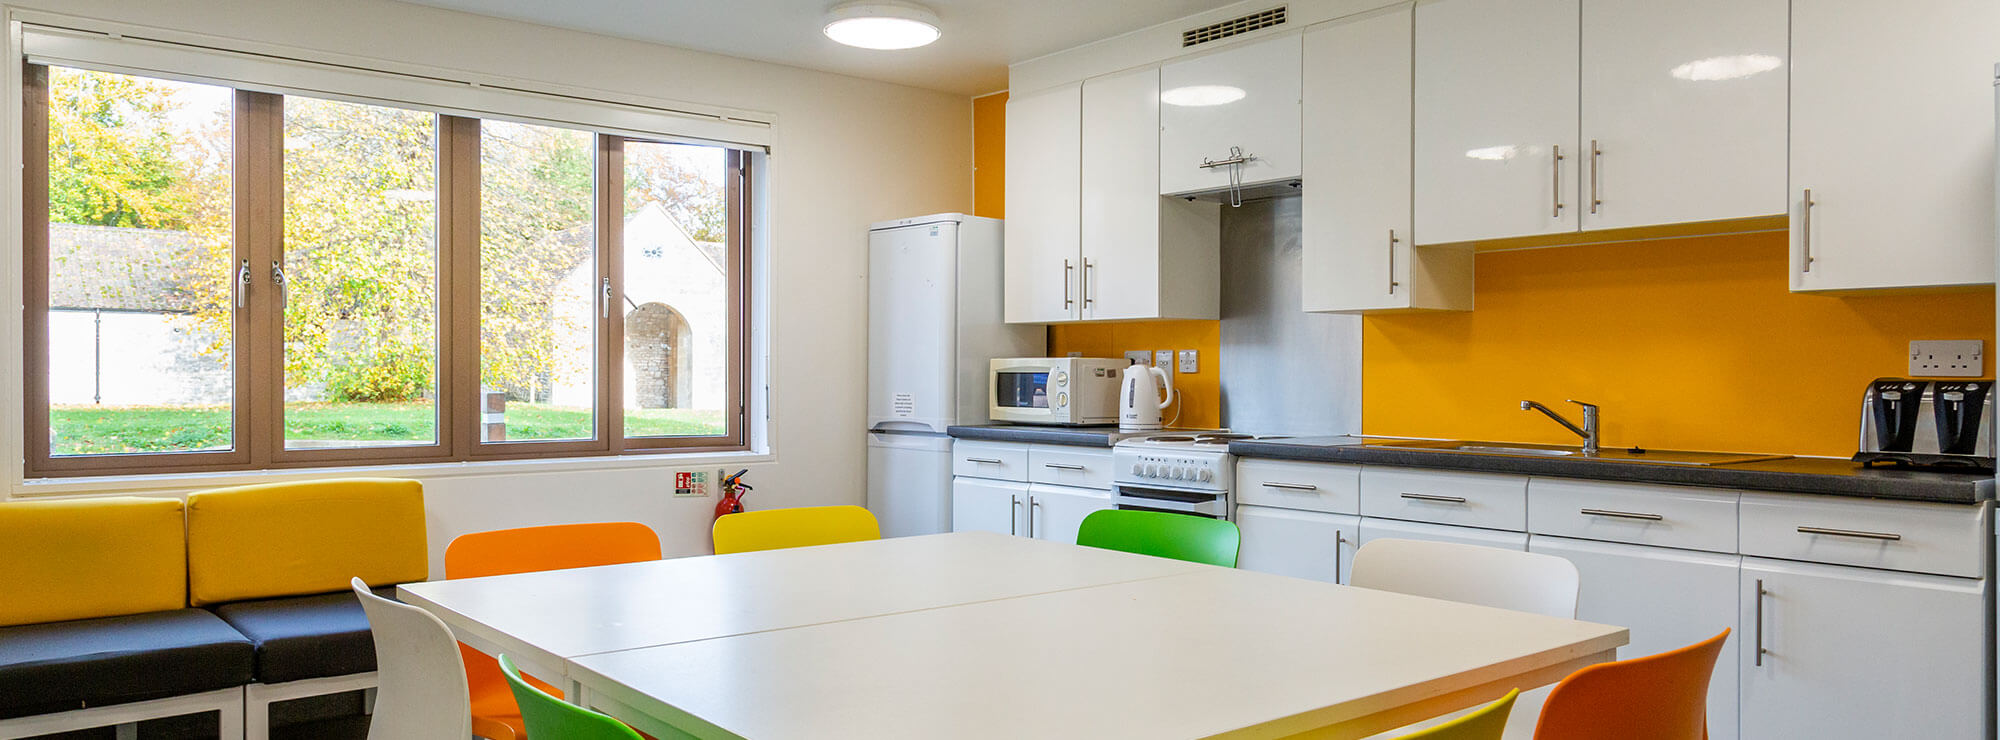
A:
[186, 478, 427, 606]
[0, 497, 188, 627]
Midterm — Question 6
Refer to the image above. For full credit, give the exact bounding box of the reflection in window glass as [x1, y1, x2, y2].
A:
[479, 121, 596, 441]
[45, 67, 235, 456]
[281, 97, 438, 448]
[621, 141, 729, 438]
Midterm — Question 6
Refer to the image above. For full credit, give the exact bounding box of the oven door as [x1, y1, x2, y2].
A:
[1112, 482, 1229, 519]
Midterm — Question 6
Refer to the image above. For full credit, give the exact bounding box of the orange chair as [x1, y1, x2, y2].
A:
[443, 522, 664, 740]
[1533, 629, 1730, 740]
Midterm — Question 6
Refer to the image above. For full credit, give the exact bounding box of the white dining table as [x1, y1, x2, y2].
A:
[401, 531, 1627, 740]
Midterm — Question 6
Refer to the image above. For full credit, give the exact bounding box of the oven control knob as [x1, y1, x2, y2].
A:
[1131, 463, 1143, 476]
[1171, 467, 1185, 480]
[1199, 469, 1214, 482]
[1144, 464, 1157, 477]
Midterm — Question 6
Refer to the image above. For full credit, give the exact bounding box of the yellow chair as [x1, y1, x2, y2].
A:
[711, 505, 881, 554]
[1392, 689, 1519, 740]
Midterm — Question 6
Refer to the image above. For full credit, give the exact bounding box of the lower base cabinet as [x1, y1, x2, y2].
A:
[1029, 484, 1112, 545]
[1356, 516, 1527, 551]
[1235, 505, 1358, 584]
[949, 477, 1110, 543]
[1739, 557, 1989, 740]
[1530, 536, 1740, 740]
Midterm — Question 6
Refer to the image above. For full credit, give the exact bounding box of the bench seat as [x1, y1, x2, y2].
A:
[212, 587, 396, 685]
[0, 608, 253, 719]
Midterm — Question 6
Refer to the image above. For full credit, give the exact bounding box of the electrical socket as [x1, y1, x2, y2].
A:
[1154, 350, 1174, 371]
[1177, 349, 1199, 373]
[1910, 340, 1984, 377]
[1123, 350, 1151, 366]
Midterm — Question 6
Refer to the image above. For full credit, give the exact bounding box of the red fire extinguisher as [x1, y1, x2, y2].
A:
[713, 469, 752, 519]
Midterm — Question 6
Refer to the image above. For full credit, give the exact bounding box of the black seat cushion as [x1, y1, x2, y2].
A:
[210, 587, 397, 685]
[0, 608, 254, 719]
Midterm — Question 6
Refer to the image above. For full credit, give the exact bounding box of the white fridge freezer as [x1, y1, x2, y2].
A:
[865, 214, 1042, 537]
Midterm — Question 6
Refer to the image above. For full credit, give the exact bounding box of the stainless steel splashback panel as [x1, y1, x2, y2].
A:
[1217, 197, 1362, 436]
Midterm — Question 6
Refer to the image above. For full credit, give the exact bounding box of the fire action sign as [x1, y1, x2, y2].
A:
[673, 470, 711, 498]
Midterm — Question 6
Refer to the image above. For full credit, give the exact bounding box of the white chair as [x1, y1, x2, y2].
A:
[1348, 538, 1578, 618]
[351, 577, 473, 740]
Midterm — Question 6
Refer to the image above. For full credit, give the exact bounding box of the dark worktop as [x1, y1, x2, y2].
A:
[1228, 436, 1996, 504]
[945, 424, 1138, 448]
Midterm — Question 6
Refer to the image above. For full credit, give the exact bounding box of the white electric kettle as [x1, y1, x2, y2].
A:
[1119, 363, 1174, 432]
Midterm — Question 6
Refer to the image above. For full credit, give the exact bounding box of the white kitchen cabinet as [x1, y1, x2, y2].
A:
[1158, 34, 1302, 197]
[1578, 0, 1787, 231]
[1413, 0, 1580, 244]
[950, 476, 1027, 536]
[1789, 0, 1999, 291]
[1357, 516, 1527, 551]
[1080, 67, 1221, 321]
[1002, 83, 1082, 323]
[1301, 4, 1471, 314]
[1532, 536, 1740, 740]
[1740, 557, 1989, 739]
[1028, 484, 1113, 545]
[1236, 505, 1358, 584]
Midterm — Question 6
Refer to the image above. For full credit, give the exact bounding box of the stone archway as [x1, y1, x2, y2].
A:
[625, 302, 694, 408]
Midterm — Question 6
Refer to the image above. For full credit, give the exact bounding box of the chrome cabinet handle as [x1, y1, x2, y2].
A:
[1082, 258, 1094, 308]
[1551, 144, 1565, 218]
[236, 260, 251, 309]
[1400, 492, 1468, 504]
[1588, 139, 1602, 215]
[1800, 188, 1816, 273]
[1387, 229, 1401, 295]
[1042, 462, 1086, 471]
[1580, 508, 1663, 522]
[1029, 497, 1042, 538]
[1335, 530, 1348, 583]
[1010, 495, 1021, 536]
[964, 457, 1003, 465]
[1754, 578, 1767, 666]
[1262, 482, 1318, 491]
[1063, 259, 1075, 309]
[1797, 525, 1901, 541]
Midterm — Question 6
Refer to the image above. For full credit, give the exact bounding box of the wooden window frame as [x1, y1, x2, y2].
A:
[23, 63, 755, 478]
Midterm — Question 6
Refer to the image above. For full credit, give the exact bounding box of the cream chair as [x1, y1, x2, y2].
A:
[351, 577, 473, 740]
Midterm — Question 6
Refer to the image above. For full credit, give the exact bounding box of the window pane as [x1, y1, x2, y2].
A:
[281, 97, 438, 449]
[620, 141, 730, 438]
[45, 67, 234, 456]
[478, 121, 596, 442]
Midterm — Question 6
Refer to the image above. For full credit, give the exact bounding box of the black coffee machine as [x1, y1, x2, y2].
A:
[1854, 378, 1995, 471]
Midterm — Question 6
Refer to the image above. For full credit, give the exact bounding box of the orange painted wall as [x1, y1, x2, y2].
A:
[973, 89, 1225, 427]
[1362, 231, 1996, 457]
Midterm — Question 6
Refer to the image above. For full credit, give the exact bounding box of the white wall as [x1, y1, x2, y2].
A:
[2, 0, 972, 571]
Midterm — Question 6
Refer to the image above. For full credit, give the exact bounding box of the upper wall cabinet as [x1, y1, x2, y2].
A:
[1301, 4, 1470, 313]
[1413, 0, 1580, 244]
[1580, 0, 1787, 231]
[1158, 35, 1303, 198]
[1790, 0, 1998, 292]
[1003, 83, 1082, 324]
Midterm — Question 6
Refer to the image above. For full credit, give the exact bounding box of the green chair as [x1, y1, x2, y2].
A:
[1075, 509, 1241, 567]
[499, 654, 645, 740]
[1391, 689, 1518, 740]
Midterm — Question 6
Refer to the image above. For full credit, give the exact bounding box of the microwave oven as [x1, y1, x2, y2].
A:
[989, 358, 1126, 426]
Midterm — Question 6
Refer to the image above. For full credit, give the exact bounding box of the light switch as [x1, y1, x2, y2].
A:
[1177, 349, 1199, 373]
[1153, 350, 1173, 371]
[1123, 350, 1151, 366]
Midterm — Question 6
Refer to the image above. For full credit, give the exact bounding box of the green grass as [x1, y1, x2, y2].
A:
[50, 402, 726, 455]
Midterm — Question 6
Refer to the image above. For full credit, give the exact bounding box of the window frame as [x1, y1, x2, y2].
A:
[22, 62, 755, 478]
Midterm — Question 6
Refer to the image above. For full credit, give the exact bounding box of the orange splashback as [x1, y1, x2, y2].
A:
[972, 92, 1007, 219]
[1362, 231, 1995, 457]
[1049, 321, 1223, 430]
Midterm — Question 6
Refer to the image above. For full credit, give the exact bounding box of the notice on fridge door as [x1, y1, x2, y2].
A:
[892, 393, 915, 417]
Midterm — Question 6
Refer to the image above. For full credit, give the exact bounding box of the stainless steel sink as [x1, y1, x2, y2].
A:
[1363, 439, 1791, 467]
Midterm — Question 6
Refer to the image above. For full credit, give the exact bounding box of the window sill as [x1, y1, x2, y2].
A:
[7, 448, 774, 498]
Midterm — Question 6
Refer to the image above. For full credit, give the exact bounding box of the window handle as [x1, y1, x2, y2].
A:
[236, 260, 251, 309]
[601, 277, 613, 318]
[269, 261, 287, 301]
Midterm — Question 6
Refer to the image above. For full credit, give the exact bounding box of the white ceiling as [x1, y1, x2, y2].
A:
[394, 0, 1246, 95]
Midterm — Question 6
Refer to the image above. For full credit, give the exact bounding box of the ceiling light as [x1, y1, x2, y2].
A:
[1160, 85, 1247, 107]
[824, 2, 941, 50]
[1671, 54, 1783, 82]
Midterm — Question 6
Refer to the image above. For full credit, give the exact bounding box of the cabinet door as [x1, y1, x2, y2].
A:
[1002, 83, 1081, 323]
[1740, 558, 1988, 739]
[1790, 0, 1998, 291]
[1158, 35, 1303, 196]
[1414, 0, 1580, 244]
[1236, 506, 1359, 584]
[1302, 5, 1412, 312]
[1532, 537, 1740, 740]
[1357, 516, 1527, 551]
[951, 477, 1028, 536]
[1028, 484, 1113, 544]
[1580, 0, 1786, 230]
[1080, 67, 1163, 321]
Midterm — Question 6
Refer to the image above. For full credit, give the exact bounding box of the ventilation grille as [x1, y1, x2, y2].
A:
[1182, 7, 1287, 47]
